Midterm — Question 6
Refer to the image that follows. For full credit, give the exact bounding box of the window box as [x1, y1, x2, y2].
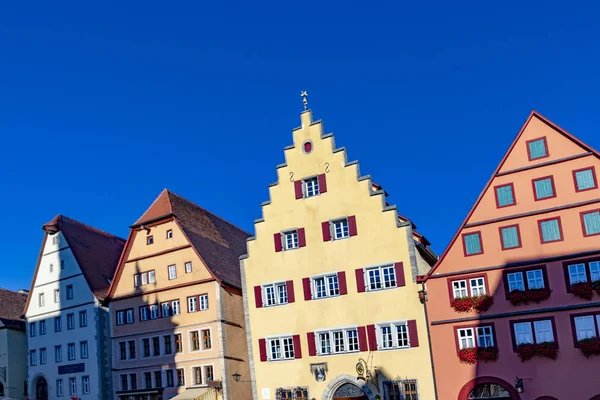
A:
[577, 337, 600, 358]
[516, 342, 558, 362]
[504, 266, 550, 306]
[564, 259, 600, 297]
[450, 295, 494, 313]
[571, 282, 594, 300]
[458, 347, 499, 364]
[448, 275, 492, 312]
[507, 288, 552, 306]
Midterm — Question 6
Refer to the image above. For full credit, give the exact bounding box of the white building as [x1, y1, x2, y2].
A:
[0, 288, 28, 400]
[24, 215, 125, 400]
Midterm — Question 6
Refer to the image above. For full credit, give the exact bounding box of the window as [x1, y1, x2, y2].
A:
[276, 388, 310, 400]
[269, 337, 295, 360]
[117, 311, 125, 325]
[469, 277, 486, 296]
[140, 306, 149, 321]
[452, 280, 467, 299]
[149, 305, 159, 320]
[538, 217, 562, 243]
[456, 326, 495, 349]
[144, 372, 152, 389]
[119, 342, 127, 360]
[55, 345, 62, 362]
[39, 319, 46, 335]
[177, 369, 185, 386]
[164, 335, 172, 354]
[69, 377, 77, 396]
[130, 373, 137, 390]
[581, 210, 600, 237]
[500, 225, 521, 249]
[572, 313, 600, 342]
[80, 311, 88, 327]
[134, 270, 156, 287]
[383, 380, 419, 400]
[303, 177, 320, 197]
[495, 184, 515, 207]
[67, 313, 75, 330]
[50, 263, 54, 273]
[40, 348, 47, 364]
[365, 265, 397, 291]
[527, 137, 548, 160]
[149, 270, 156, 283]
[283, 230, 299, 250]
[167, 229, 173, 239]
[153, 337, 160, 356]
[68, 343, 76, 361]
[505, 267, 546, 292]
[312, 274, 340, 299]
[147, 235, 154, 245]
[316, 328, 359, 355]
[333, 219, 349, 240]
[191, 331, 200, 351]
[143, 338, 151, 357]
[56, 379, 63, 397]
[533, 176, 556, 200]
[566, 260, 600, 286]
[202, 329, 212, 349]
[573, 167, 597, 192]
[462, 232, 483, 256]
[80, 341, 88, 359]
[378, 322, 410, 349]
[172, 300, 181, 315]
[166, 370, 175, 387]
[512, 318, 555, 346]
[185, 262, 193, 273]
[193, 367, 203, 385]
[66, 284, 73, 300]
[128, 340, 136, 359]
[54, 289, 60, 303]
[30, 350, 37, 366]
[204, 365, 214, 382]
[124, 308, 134, 324]
[82, 376, 90, 394]
[39, 292, 45, 307]
[450, 276, 487, 299]
[200, 294, 209, 310]
[175, 334, 183, 353]
[29, 322, 36, 337]
[154, 371, 162, 388]
[168, 265, 177, 280]
[120, 374, 128, 391]
[263, 282, 288, 306]
[188, 296, 198, 312]
[161, 302, 171, 317]
[55, 316, 62, 332]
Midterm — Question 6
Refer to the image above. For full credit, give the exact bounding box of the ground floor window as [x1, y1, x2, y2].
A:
[383, 380, 419, 400]
[275, 387, 309, 400]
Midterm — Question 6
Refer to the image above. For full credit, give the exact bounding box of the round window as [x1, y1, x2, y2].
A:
[303, 141, 313, 154]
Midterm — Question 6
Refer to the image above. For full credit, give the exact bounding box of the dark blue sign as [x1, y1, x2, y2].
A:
[58, 363, 85, 375]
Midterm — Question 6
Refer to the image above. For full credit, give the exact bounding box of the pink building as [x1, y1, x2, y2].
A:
[421, 112, 600, 400]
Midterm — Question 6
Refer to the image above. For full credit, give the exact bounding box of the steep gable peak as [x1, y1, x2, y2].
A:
[132, 188, 174, 226]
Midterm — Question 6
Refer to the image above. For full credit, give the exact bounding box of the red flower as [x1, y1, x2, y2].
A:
[571, 282, 593, 300]
[577, 337, 600, 358]
[592, 280, 600, 295]
[458, 346, 499, 364]
[451, 295, 493, 313]
[507, 288, 552, 306]
[516, 342, 558, 362]
[451, 297, 474, 312]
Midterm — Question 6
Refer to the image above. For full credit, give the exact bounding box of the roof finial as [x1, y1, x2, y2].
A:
[300, 91, 308, 111]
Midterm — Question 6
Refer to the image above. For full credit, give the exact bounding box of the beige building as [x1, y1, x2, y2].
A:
[0, 288, 28, 400]
[106, 190, 251, 400]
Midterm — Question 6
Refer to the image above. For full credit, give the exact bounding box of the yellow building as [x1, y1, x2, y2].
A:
[241, 108, 438, 400]
[106, 190, 252, 400]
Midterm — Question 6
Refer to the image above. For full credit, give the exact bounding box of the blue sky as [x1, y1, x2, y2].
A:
[2, 1, 600, 291]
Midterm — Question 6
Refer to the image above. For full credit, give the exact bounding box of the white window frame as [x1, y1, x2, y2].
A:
[364, 264, 397, 291]
[149, 305, 159, 320]
[377, 321, 410, 350]
[267, 336, 295, 361]
[199, 294, 209, 310]
[54, 289, 60, 303]
[55, 345, 62, 363]
[168, 265, 177, 280]
[513, 319, 555, 345]
[125, 309, 134, 324]
[185, 261, 193, 273]
[167, 229, 173, 239]
[117, 311, 125, 325]
[574, 315, 600, 341]
[69, 377, 77, 396]
[82, 376, 90, 394]
[283, 229, 299, 250]
[67, 313, 75, 330]
[67, 343, 76, 361]
[469, 277, 486, 296]
[80, 341, 88, 359]
[172, 300, 181, 315]
[332, 218, 349, 240]
[55, 316, 62, 332]
[39, 292, 45, 307]
[161, 302, 171, 317]
[526, 269, 545, 289]
[311, 273, 340, 299]
[140, 306, 149, 321]
[39, 319, 46, 335]
[188, 297, 198, 313]
[507, 272, 525, 292]
[452, 280, 467, 299]
[30, 350, 37, 366]
[56, 379, 63, 397]
[457, 328, 475, 349]
[149, 270, 156, 283]
[303, 176, 320, 198]
[40, 347, 47, 365]
[568, 263, 587, 285]
[80, 311, 88, 327]
[262, 282, 288, 307]
[314, 327, 360, 355]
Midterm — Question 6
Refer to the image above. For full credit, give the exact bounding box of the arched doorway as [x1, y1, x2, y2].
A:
[34, 376, 48, 400]
[458, 377, 521, 400]
[333, 383, 367, 400]
[0, 380, 5, 397]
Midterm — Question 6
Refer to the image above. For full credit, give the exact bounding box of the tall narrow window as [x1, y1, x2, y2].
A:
[172, 300, 181, 315]
[67, 313, 74, 330]
[175, 334, 183, 353]
[527, 137, 548, 160]
[462, 232, 483, 256]
[128, 340, 136, 359]
[582, 210, 600, 236]
[166, 229, 173, 239]
[80, 311, 88, 327]
[202, 329, 212, 349]
[568, 263, 587, 285]
[56, 379, 63, 397]
[54, 289, 60, 303]
[39, 292, 45, 307]
[168, 265, 177, 280]
[500, 225, 521, 249]
[153, 337, 160, 356]
[80, 341, 88, 359]
[533, 177, 556, 200]
[191, 331, 200, 351]
[66, 285, 73, 300]
[67, 343, 76, 361]
[55, 345, 62, 362]
[574, 167, 597, 192]
[82, 376, 90, 394]
[39, 319, 46, 335]
[539, 218, 562, 243]
[495, 184, 515, 207]
[69, 378, 77, 396]
[185, 262, 193, 273]
[164, 335, 172, 354]
[199, 295, 209, 310]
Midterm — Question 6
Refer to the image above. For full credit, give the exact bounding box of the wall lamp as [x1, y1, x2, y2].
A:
[232, 373, 252, 383]
[515, 377, 524, 393]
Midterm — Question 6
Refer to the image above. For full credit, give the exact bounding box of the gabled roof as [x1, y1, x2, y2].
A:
[25, 215, 125, 312]
[131, 189, 250, 289]
[423, 110, 600, 280]
[0, 288, 27, 330]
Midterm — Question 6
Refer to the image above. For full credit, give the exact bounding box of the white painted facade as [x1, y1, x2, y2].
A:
[25, 232, 111, 400]
[0, 322, 27, 400]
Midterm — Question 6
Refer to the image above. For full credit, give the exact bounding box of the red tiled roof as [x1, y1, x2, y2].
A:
[0, 288, 27, 329]
[134, 189, 250, 289]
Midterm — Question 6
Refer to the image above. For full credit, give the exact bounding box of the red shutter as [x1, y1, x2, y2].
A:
[254, 286, 263, 308]
[274, 233, 282, 252]
[307, 332, 316, 356]
[259, 339, 267, 362]
[355, 268, 365, 293]
[321, 221, 331, 242]
[348, 215, 358, 236]
[286, 280, 295, 303]
[395, 262, 405, 287]
[358, 327, 368, 352]
[338, 271, 347, 295]
[302, 278, 312, 301]
[293, 335, 302, 359]
[294, 180, 303, 199]
[367, 324, 378, 351]
[298, 228, 306, 247]
[408, 320, 419, 347]
[318, 174, 327, 193]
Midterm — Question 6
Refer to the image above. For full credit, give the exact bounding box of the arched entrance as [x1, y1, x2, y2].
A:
[332, 383, 367, 400]
[0, 380, 4, 397]
[458, 377, 521, 400]
[322, 374, 376, 400]
[34, 376, 48, 400]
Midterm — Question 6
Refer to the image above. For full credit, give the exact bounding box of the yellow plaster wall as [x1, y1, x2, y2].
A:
[243, 111, 435, 400]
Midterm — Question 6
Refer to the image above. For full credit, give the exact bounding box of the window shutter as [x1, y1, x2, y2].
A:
[355, 268, 366, 293]
[408, 320, 419, 347]
[298, 228, 306, 247]
[286, 280, 295, 303]
[394, 262, 405, 287]
[293, 335, 302, 359]
[321, 221, 331, 242]
[318, 174, 328, 193]
[358, 326, 368, 352]
[348, 215, 358, 236]
[302, 278, 312, 301]
[259, 338, 267, 362]
[294, 180, 303, 199]
[273, 233, 282, 252]
[307, 332, 316, 356]
[367, 324, 378, 351]
[338, 271, 347, 295]
[254, 286, 263, 308]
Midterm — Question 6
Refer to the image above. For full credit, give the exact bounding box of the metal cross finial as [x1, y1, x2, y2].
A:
[300, 91, 308, 110]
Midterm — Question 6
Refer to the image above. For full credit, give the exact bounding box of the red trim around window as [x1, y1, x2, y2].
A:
[446, 273, 490, 306]
[569, 311, 600, 347]
[526, 136, 549, 161]
[572, 166, 598, 192]
[453, 322, 497, 353]
[580, 209, 600, 237]
[493, 183, 516, 208]
[537, 216, 563, 244]
[562, 257, 600, 292]
[508, 316, 558, 352]
[498, 224, 522, 250]
[461, 231, 484, 257]
[502, 265, 549, 299]
[532, 175, 557, 201]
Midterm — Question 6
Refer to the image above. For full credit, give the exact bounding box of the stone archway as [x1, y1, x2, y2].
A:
[31, 375, 48, 400]
[458, 377, 521, 400]
[322, 374, 377, 400]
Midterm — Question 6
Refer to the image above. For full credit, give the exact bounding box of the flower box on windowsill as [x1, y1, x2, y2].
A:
[592, 280, 600, 295]
[571, 282, 593, 300]
[577, 337, 600, 358]
[507, 288, 552, 306]
[451, 295, 494, 313]
[516, 342, 558, 362]
[458, 346, 499, 364]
